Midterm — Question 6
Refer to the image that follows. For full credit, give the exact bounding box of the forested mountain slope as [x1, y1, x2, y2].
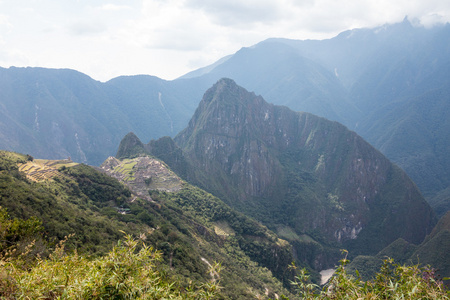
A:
[0, 150, 294, 298]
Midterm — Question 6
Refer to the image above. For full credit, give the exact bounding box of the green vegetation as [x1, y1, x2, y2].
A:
[0, 150, 293, 298]
[3, 207, 447, 299]
[154, 186, 295, 284]
[1, 228, 220, 299]
[282, 253, 449, 299]
[0, 206, 45, 267]
[1, 147, 447, 298]
[60, 163, 132, 207]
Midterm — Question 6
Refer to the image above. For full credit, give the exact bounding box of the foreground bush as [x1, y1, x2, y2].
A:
[0, 235, 220, 299]
[285, 250, 449, 299]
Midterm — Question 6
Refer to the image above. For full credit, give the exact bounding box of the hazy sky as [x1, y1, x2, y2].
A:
[1, 0, 449, 82]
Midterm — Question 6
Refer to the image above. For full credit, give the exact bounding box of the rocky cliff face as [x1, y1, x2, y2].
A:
[175, 79, 436, 265]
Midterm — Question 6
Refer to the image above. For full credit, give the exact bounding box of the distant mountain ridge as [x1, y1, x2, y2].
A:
[0, 68, 202, 165]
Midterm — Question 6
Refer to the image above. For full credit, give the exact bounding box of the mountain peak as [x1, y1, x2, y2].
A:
[206, 78, 238, 99]
[175, 80, 436, 265]
[202, 78, 258, 106]
[116, 132, 145, 159]
[215, 77, 237, 88]
[175, 78, 267, 153]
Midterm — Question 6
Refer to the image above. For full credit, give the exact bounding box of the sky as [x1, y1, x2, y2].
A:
[1, 0, 449, 82]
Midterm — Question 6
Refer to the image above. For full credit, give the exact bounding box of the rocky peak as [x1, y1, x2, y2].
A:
[174, 79, 436, 262]
[176, 78, 280, 197]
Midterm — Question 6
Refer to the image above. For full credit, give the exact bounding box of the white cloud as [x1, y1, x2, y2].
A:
[100, 4, 132, 11]
[68, 21, 107, 36]
[185, 0, 285, 26]
[0, 13, 12, 29]
[119, 1, 215, 51]
[0, 0, 449, 81]
[0, 13, 13, 46]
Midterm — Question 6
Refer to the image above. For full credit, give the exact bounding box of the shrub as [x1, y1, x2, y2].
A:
[1, 234, 221, 299]
[285, 250, 449, 299]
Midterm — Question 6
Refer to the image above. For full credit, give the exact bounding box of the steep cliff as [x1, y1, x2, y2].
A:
[174, 78, 436, 267]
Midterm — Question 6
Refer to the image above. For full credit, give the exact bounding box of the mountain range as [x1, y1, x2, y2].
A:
[0, 68, 200, 165]
[1, 19, 449, 218]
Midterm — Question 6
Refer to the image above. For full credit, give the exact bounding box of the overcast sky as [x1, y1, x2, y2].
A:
[1, 0, 449, 82]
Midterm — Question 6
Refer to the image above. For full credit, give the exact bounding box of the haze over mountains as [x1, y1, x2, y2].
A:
[0, 68, 200, 165]
[1, 18, 449, 218]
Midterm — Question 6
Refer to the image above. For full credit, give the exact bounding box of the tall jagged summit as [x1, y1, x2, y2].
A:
[175, 78, 436, 267]
[116, 132, 146, 159]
